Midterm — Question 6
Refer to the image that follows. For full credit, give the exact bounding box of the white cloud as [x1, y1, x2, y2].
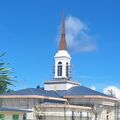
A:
[103, 86, 120, 99]
[90, 86, 96, 90]
[65, 15, 96, 52]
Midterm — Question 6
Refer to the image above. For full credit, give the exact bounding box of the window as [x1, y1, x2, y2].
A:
[13, 114, 19, 120]
[107, 111, 109, 120]
[57, 62, 62, 76]
[0, 99, 2, 106]
[87, 112, 90, 120]
[23, 113, 26, 120]
[0, 114, 4, 120]
[80, 112, 82, 119]
[66, 62, 69, 78]
[72, 111, 74, 120]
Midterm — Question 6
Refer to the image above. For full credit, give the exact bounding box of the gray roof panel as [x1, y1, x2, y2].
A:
[0, 86, 111, 98]
[0, 88, 61, 98]
[58, 86, 110, 97]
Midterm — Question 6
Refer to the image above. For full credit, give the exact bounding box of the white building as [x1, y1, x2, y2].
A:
[0, 15, 119, 120]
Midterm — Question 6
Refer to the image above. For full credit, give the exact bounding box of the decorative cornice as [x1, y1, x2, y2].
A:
[44, 80, 80, 85]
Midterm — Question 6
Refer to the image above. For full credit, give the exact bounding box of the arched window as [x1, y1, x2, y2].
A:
[66, 62, 69, 78]
[58, 62, 62, 76]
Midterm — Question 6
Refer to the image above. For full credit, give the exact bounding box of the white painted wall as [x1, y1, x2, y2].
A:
[45, 82, 78, 91]
[26, 112, 35, 120]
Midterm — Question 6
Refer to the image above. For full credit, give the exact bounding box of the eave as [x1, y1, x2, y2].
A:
[64, 95, 118, 101]
[0, 95, 67, 102]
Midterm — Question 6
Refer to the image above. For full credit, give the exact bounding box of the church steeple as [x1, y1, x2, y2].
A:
[54, 15, 71, 80]
[44, 14, 80, 91]
[59, 14, 67, 50]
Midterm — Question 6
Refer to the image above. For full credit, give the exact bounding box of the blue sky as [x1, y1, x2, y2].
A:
[0, 0, 120, 93]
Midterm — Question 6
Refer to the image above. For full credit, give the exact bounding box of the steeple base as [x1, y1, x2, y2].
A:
[44, 79, 80, 91]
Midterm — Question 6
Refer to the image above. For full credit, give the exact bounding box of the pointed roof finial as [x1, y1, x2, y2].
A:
[59, 13, 67, 50]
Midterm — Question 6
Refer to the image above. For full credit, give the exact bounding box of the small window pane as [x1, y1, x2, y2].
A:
[72, 111, 74, 120]
[66, 62, 69, 78]
[80, 112, 82, 119]
[0, 114, 4, 120]
[58, 62, 62, 76]
[23, 113, 26, 120]
[13, 114, 19, 120]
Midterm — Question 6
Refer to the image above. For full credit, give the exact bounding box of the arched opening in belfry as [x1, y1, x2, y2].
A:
[58, 61, 62, 76]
